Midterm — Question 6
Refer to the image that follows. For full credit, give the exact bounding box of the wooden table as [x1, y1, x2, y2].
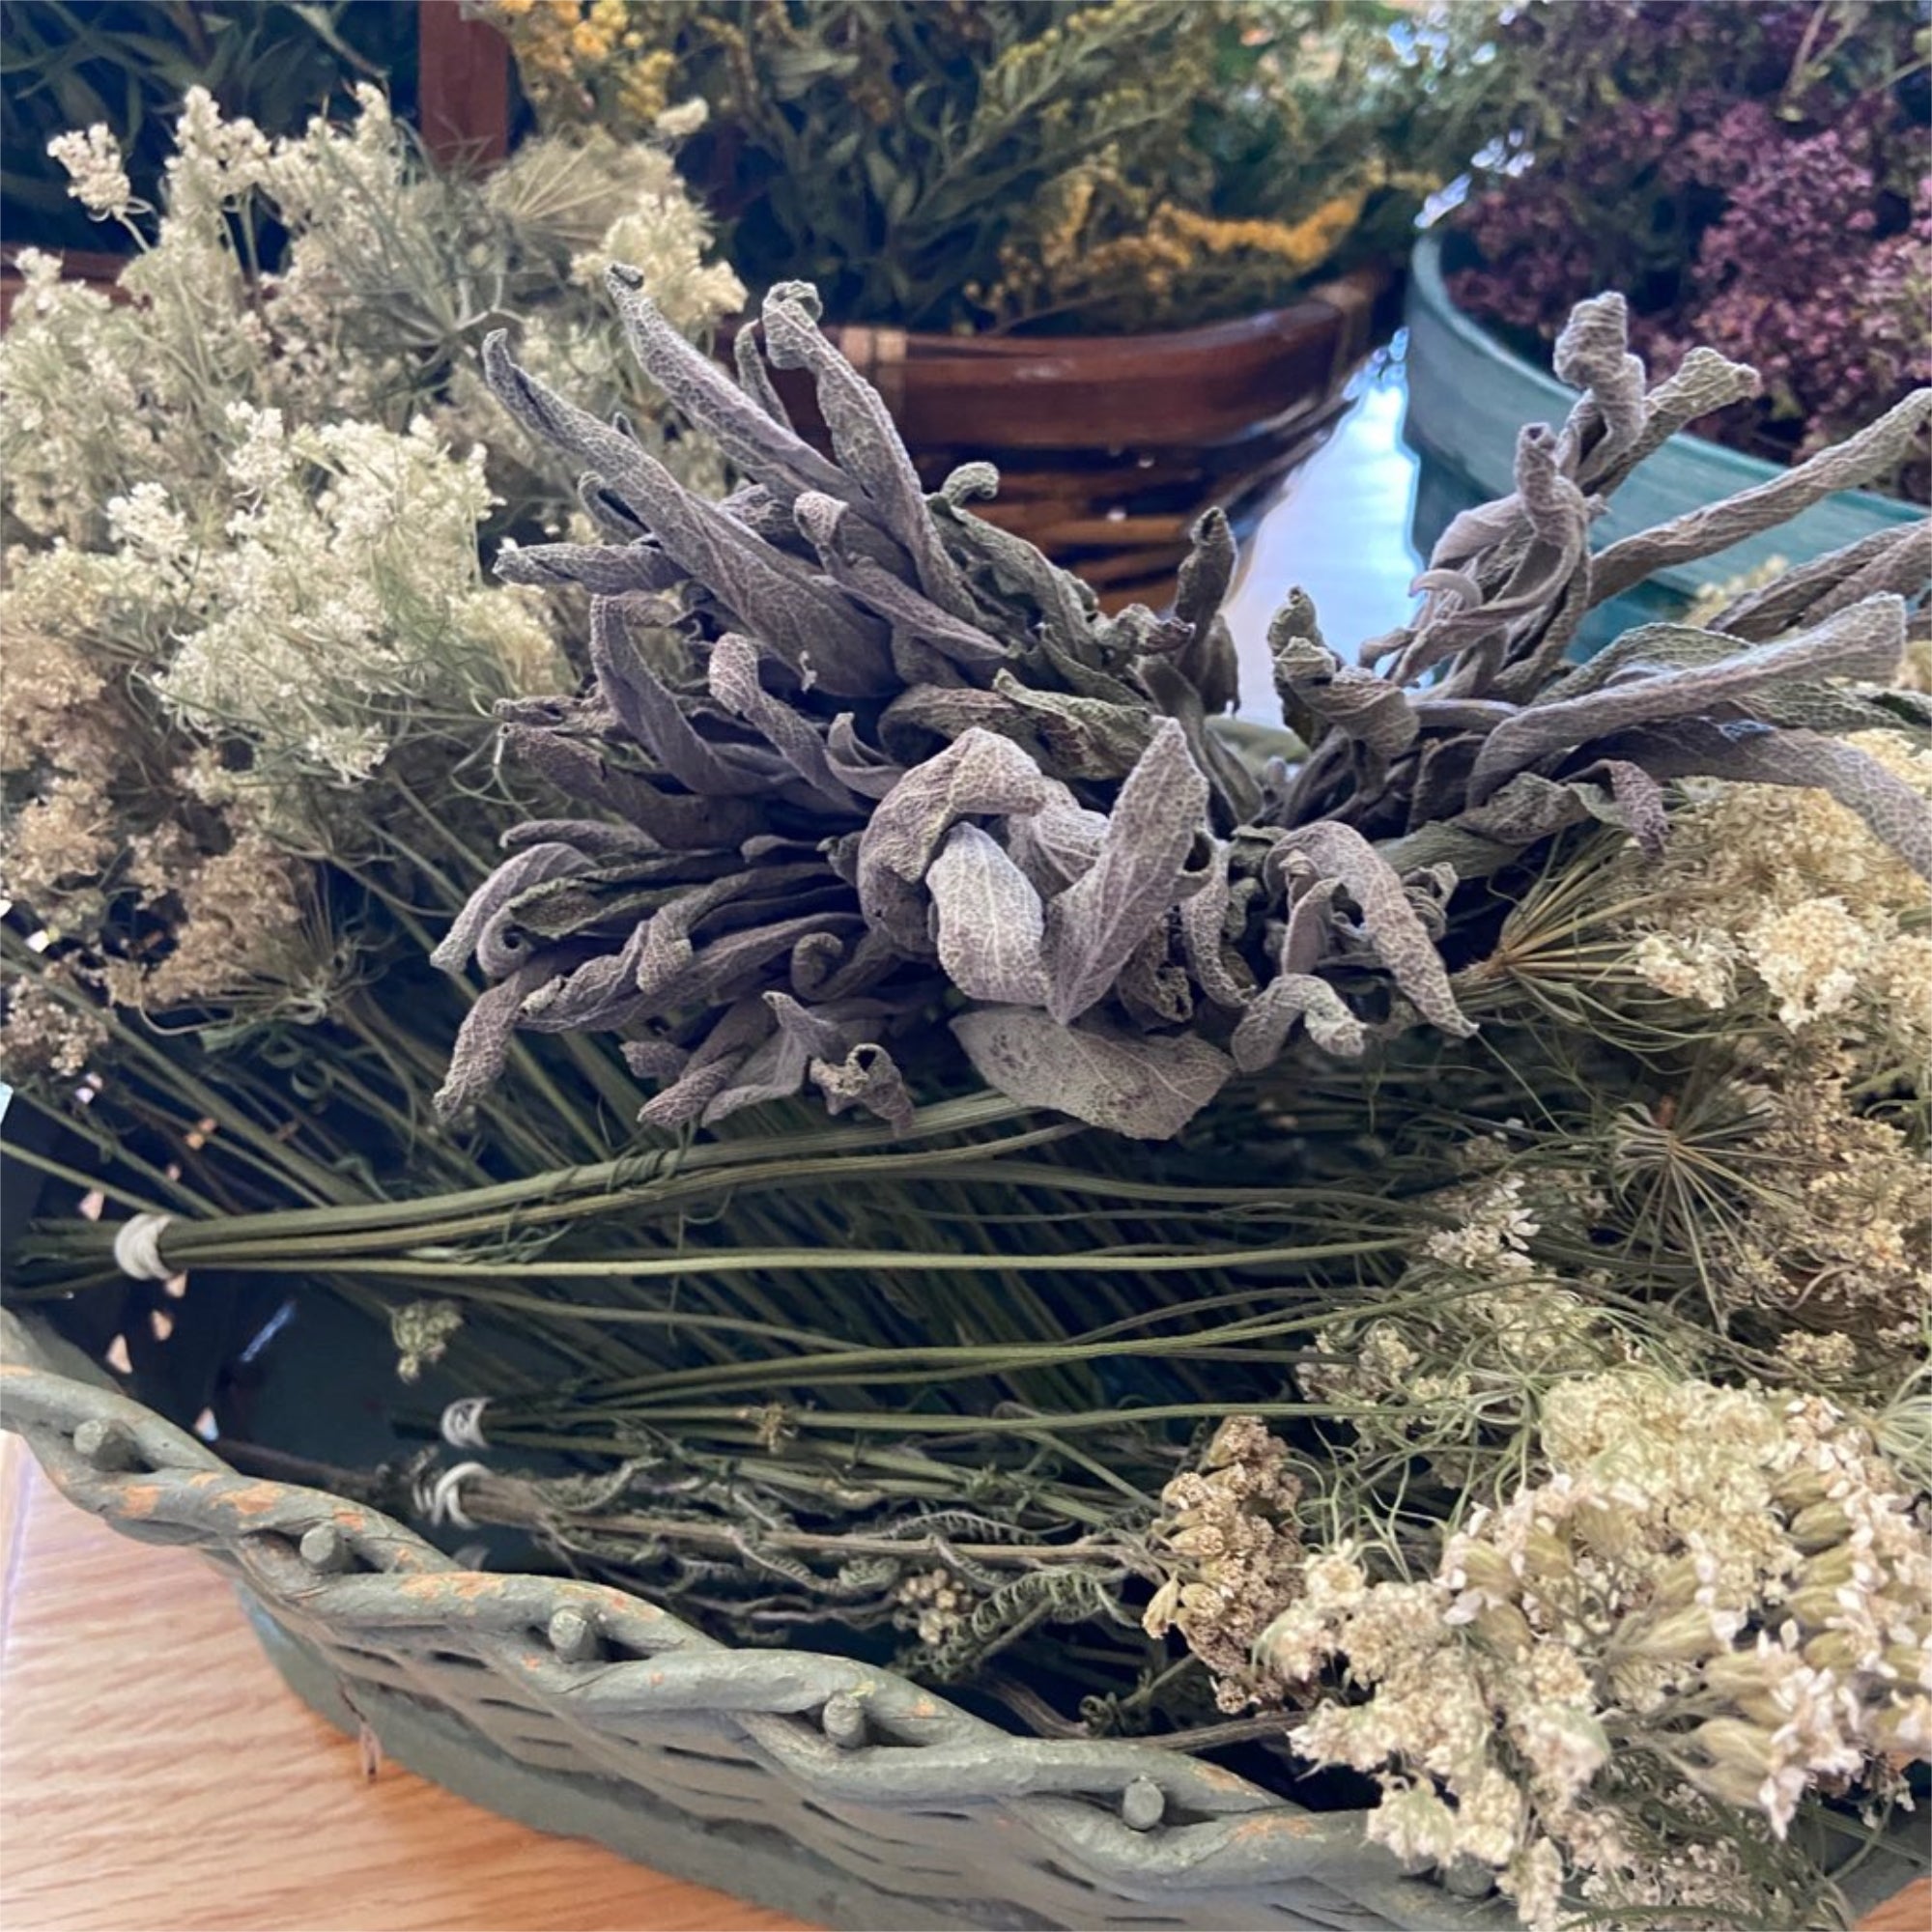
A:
[0, 1443, 811, 1932]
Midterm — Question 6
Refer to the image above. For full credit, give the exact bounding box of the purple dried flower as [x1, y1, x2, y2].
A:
[1448, 0, 1929, 498]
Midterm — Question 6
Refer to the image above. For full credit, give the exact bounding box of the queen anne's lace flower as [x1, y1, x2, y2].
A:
[0, 966, 109, 1081]
[1624, 729, 1932, 1063]
[1741, 896, 1872, 1027]
[1631, 928, 1737, 1009]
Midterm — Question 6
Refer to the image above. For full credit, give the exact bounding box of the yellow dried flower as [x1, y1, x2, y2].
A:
[488, 0, 1436, 333]
[1157, 187, 1370, 274]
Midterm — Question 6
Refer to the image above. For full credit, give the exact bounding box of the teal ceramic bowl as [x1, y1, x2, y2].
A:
[1403, 232, 1921, 639]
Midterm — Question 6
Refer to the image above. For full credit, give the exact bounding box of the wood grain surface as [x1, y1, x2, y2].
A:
[0, 1439, 811, 1932]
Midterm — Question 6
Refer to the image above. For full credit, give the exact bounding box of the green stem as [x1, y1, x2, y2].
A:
[20, 1095, 1039, 1252]
[157, 1235, 1410, 1289]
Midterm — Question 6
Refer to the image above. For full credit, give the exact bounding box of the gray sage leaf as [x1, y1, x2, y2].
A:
[858, 727, 1060, 949]
[432, 843, 594, 975]
[810, 1041, 916, 1129]
[952, 1007, 1234, 1140]
[1042, 720, 1209, 1025]
[926, 822, 1050, 1008]
[1271, 822, 1474, 1038]
[1467, 595, 1909, 804]
[1232, 971, 1365, 1073]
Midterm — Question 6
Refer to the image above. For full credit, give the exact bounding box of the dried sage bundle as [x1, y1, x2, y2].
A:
[437, 269, 1930, 1139]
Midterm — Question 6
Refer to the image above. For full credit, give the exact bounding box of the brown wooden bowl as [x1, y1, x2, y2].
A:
[736, 264, 1397, 611]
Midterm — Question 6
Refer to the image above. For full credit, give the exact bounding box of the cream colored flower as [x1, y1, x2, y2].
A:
[1170, 1377, 1930, 1932]
[46, 125, 131, 218]
[653, 97, 710, 139]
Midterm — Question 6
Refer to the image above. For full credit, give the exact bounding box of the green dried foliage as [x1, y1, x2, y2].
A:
[482, 0, 1474, 332]
[437, 268, 1932, 1142]
[0, 0, 415, 250]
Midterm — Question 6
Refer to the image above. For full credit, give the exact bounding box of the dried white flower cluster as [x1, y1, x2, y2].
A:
[0, 560, 320, 1049]
[1708, 1056, 1932, 1351]
[0, 967, 109, 1080]
[895, 1567, 971, 1648]
[1173, 1377, 1932, 1932]
[14, 95, 737, 539]
[1494, 715, 1931, 1360]
[45, 123, 133, 219]
[145, 407, 560, 784]
[1299, 1171, 1635, 1459]
[1, 86, 738, 1071]
[390, 1298, 464, 1383]
[1626, 728, 1932, 1062]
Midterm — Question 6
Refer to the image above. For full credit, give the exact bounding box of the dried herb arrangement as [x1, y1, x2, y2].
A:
[0, 91, 742, 1186]
[481, 0, 1464, 334]
[438, 272, 1930, 1139]
[1, 0, 416, 252]
[6, 248, 1931, 1932]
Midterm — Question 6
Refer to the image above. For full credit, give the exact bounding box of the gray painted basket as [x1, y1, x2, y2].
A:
[4, 1302, 1925, 1931]
[0, 1305, 1512, 1932]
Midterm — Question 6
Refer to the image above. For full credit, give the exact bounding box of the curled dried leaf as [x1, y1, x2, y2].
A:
[810, 1041, 915, 1129]
[1232, 971, 1365, 1073]
[1590, 390, 1932, 607]
[1468, 595, 1909, 804]
[432, 843, 593, 975]
[1271, 823, 1473, 1038]
[858, 727, 1060, 949]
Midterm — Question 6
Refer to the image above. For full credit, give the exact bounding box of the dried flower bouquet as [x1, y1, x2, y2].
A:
[1, 88, 744, 1180]
[6, 239, 1931, 1932]
[482, 0, 1463, 336]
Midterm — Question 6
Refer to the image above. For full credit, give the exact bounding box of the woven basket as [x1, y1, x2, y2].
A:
[0, 1303, 1480, 1931]
[740, 268, 1395, 614]
[5, 1288, 1926, 1932]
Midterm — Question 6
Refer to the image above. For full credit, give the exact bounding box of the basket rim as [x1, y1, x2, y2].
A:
[811, 264, 1390, 364]
[1406, 231, 1919, 523]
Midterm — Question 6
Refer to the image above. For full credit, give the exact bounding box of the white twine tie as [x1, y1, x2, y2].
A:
[112, 1212, 175, 1281]
[440, 1397, 491, 1450]
[418, 1461, 488, 1531]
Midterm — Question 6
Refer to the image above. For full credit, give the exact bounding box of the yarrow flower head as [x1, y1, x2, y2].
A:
[1151, 1377, 1931, 1932]
[1143, 1416, 1307, 1713]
